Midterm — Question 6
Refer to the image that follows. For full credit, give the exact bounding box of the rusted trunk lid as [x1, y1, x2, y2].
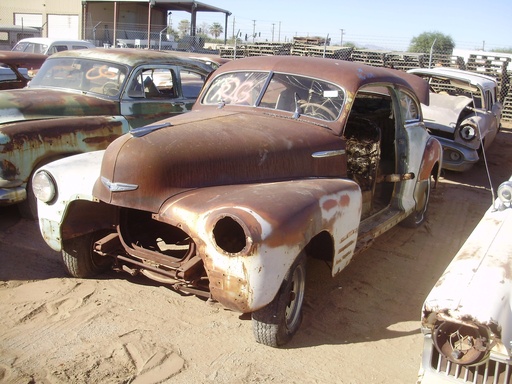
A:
[94, 109, 347, 213]
[0, 88, 119, 124]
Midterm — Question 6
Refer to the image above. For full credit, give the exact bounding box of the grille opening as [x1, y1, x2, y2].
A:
[431, 347, 511, 384]
[120, 208, 194, 260]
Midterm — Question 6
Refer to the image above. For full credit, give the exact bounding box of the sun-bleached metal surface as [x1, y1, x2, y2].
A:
[418, 176, 512, 383]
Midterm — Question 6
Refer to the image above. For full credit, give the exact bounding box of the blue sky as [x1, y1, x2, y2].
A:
[169, 0, 512, 51]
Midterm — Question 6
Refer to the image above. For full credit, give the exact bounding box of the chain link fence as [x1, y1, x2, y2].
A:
[79, 25, 512, 123]
[2, 2, 511, 122]
[214, 38, 512, 122]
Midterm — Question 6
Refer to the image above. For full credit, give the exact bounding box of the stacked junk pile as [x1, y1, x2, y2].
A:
[219, 38, 512, 122]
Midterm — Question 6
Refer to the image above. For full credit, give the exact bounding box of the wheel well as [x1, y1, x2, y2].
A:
[304, 231, 334, 263]
[61, 199, 117, 242]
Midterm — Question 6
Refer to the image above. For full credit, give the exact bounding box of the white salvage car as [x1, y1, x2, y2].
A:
[418, 177, 512, 383]
[408, 67, 502, 172]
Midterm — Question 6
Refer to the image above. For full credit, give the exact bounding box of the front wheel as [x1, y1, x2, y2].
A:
[401, 176, 431, 228]
[252, 253, 307, 347]
[62, 231, 113, 278]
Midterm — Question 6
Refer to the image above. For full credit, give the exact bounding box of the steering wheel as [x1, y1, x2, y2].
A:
[102, 81, 120, 96]
[86, 65, 116, 80]
[299, 102, 338, 120]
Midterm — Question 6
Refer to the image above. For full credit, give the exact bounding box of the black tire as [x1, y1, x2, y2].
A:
[18, 175, 38, 220]
[401, 177, 431, 228]
[62, 231, 112, 278]
[252, 253, 306, 347]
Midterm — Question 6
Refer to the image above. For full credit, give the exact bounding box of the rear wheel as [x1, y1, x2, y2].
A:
[62, 231, 113, 278]
[252, 253, 306, 347]
[401, 177, 431, 228]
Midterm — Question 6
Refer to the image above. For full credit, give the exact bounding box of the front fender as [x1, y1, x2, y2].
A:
[156, 178, 362, 312]
[36, 150, 105, 251]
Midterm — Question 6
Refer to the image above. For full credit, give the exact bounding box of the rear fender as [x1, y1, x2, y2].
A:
[418, 136, 442, 187]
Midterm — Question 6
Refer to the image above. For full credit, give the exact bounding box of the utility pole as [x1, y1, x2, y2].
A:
[252, 20, 256, 43]
[272, 23, 275, 42]
[340, 28, 344, 46]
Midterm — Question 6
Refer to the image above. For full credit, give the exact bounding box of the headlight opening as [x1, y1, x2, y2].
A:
[32, 170, 57, 203]
[459, 122, 478, 141]
[212, 216, 250, 254]
[433, 321, 491, 366]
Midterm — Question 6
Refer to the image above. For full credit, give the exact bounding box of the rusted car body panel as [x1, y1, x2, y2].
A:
[36, 56, 442, 346]
[418, 177, 512, 383]
[0, 51, 46, 90]
[408, 67, 502, 172]
[0, 48, 212, 216]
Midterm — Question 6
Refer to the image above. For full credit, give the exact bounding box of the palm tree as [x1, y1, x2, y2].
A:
[209, 22, 223, 39]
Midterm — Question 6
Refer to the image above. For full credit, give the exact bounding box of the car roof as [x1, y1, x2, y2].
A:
[408, 67, 497, 91]
[211, 55, 430, 104]
[15, 37, 95, 46]
[47, 48, 213, 73]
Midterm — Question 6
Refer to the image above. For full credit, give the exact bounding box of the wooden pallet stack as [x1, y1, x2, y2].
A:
[245, 42, 292, 56]
[384, 52, 427, 71]
[350, 49, 387, 67]
[218, 45, 246, 59]
[466, 54, 511, 107]
[429, 54, 466, 69]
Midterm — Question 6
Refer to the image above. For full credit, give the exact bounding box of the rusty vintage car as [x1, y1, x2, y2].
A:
[0, 48, 212, 218]
[34, 56, 442, 347]
[418, 177, 512, 383]
[0, 51, 47, 90]
[408, 67, 502, 172]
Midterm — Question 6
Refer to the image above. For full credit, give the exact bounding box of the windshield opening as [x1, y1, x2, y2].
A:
[28, 58, 128, 97]
[203, 71, 344, 121]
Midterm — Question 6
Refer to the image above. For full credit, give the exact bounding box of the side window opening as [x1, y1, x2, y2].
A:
[128, 68, 177, 99]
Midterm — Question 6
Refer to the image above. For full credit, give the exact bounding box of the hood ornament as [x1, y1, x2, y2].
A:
[101, 176, 138, 192]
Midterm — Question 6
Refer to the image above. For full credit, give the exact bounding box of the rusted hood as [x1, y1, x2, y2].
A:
[94, 109, 346, 213]
[0, 88, 119, 125]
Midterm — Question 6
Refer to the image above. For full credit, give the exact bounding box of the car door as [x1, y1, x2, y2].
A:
[120, 65, 205, 128]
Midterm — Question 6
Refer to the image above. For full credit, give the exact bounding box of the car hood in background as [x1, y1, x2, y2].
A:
[422, 93, 472, 133]
[0, 88, 118, 125]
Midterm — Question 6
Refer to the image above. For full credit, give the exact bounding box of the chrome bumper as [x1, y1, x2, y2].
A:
[0, 186, 26, 206]
[436, 136, 479, 172]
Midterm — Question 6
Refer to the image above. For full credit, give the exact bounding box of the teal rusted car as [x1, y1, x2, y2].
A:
[0, 48, 212, 218]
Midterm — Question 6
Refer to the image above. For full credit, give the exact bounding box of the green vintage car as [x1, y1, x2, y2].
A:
[0, 48, 212, 218]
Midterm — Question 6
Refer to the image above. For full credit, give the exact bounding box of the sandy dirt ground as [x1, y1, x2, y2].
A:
[1, 125, 511, 384]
